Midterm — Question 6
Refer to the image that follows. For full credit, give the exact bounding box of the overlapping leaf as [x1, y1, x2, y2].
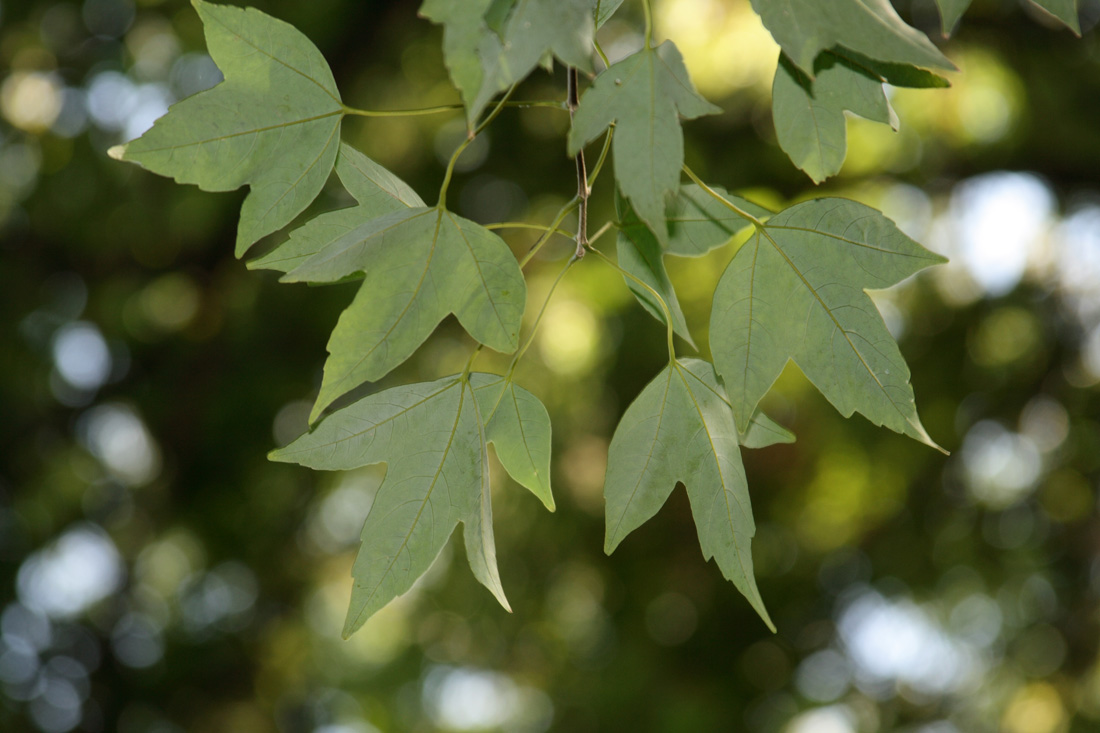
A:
[603, 358, 775, 629]
[110, 0, 344, 256]
[284, 207, 525, 422]
[270, 377, 508, 637]
[616, 185, 771, 344]
[569, 42, 720, 244]
[1031, 0, 1080, 33]
[471, 374, 555, 511]
[249, 143, 424, 273]
[710, 198, 946, 448]
[422, 0, 593, 123]
[750, 0, 954, 75]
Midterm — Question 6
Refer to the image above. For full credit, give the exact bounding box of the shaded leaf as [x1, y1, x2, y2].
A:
[740, 411, 796, 449]
[772, 52, 894, 184]
[933, 0, 972, 36]
[471, 374, 555, 510]
[111, 0, 343, 256]
[1029, 0, 1080, 34]
[270, 377, 508, 637]
[749, 0, 954, 76]
[710, 198, 946, 449]
[603, 358, 773, 629]
[836, 49, 951, 89]
[285, 207, 525, 422]
[666, 184, 771, 256]
[249, 143, 424, 273]
[569, 42, 720, 244]
[420, 0, 498, 122]
[595, 0, 626, 28]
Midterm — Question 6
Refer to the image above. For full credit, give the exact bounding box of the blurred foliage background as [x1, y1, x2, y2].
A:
[2, 0, 1100, 731]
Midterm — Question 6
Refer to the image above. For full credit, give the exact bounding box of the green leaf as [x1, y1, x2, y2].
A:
[595, 0, 626, 28]
[740, 411, 796, 449]
[110, 0, 344, 256]
[772, 52, 894, 184]
[470, 374, 555, 511]
[666, 184, 771, 256]
[270, 376, 509, 637]
[616, 193, 695, 347]
[423, 0, 593, 123]
[933, 0, 972, 37]
[749, 0, 955, 76]
[1029, 0, 1080, 34]
[569, 42, 720, 244]
[710, 198, 947, 449]
[835, 49, 952, 89]
[285, 207, 525, 422]
[248, 143, 425, 273]
[603, 358, 773, 630]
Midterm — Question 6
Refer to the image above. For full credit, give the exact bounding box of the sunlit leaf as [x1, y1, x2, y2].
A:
[248, 143, 425, 273]
[604, 358, 773, 629]
[471, 374, 555, 510]
[750, 0, 954, 76]
[271, 377, 508, 636]
[568, 42, 720, 244]
[284, 207, 525, 421]
[710, 198, 946, 449]
[111, 0, 344, 256]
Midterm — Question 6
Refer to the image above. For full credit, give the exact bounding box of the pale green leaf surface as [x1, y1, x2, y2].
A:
[420, 0, 498, 123]
[285, 207, 525, 421]
[616, 193, 695, 347]
[710, 199, 946, 449]
[470, 374, 555, 510]
[113, 0, 343, 256]
[603, 358, 773, 630]
[595, 0, 625, 28]
[739, 411, 796, 449]
[1029, 0, 1080, 33]
[269, 377, 508, 637]
[749, 0, 954, 75]
[569, 42, 720, 244]
[665, 184, 771, 256]
[933, 0, 972, 36]
[772, 52, 893, 184]
[249, 143, 424, 273]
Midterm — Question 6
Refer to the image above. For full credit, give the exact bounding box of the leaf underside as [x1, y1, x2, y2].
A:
[115, 0, 344, 256]
[603, 358, 775, 630]
[710, 197, 946, 449]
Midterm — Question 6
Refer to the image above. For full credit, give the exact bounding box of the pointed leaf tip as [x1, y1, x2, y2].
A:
[107, 145, 127, 161]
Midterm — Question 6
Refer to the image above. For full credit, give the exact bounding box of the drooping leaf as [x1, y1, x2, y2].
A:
[249, 143, 425, 273]
[423, 0, 593, 123]
[270, 376, 508, 637]
[933, 0, 972, 36]
[603, 358, 773, 629]
[569, 42, 720, 244]
[616, 193, 695, 347]
[470, 374, 555, 510]
[285, 207, 525, 422]
[772, 52, 895, 184]
[1029, 0, 1080, 34]
[594, 0, 626, 28]
[110, 0, 344, 256]
[665, 184, 772, 256]
[710, 198, 947, 449]
[749, 0, 955, 76]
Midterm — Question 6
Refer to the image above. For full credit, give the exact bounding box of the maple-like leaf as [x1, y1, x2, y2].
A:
[111, 0, 344, 255]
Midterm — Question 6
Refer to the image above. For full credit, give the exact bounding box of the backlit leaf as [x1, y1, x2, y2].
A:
[111, 0, 344, 256]
[471, 374, 555, 510]
[284, 207, 525, 422]
[270, 376, 508, 637]
[248, 143, 424, 273]
[710, 198, 946, 449]
[603, 358, 773, 629]
[568, 42, 720, 244]
[749, 0, 954, 76]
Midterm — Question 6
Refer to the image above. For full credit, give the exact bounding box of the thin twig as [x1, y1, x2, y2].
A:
[567, 67, 589, 259]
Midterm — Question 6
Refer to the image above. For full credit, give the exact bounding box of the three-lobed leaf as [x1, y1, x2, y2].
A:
[710, 197, 946, 449]
[284, 207, 526, 422]
[111, 0, 344, 256]
[249, 143, 425, 273]
[603, 358, 776, 630]
[270, 376, 509, 637]
[569, 42, 720, 244]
